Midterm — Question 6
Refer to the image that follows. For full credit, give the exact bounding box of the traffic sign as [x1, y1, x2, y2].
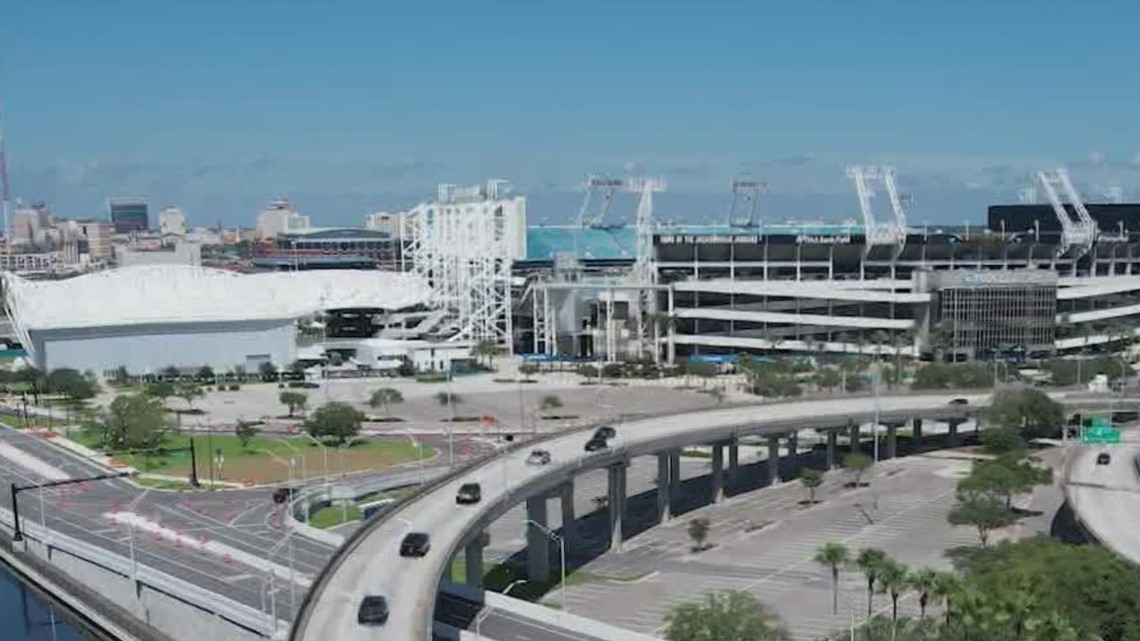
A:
[1082, 417, 1121, 444]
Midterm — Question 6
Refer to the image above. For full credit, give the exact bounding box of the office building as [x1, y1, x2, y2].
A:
[109, 199, 149, 233]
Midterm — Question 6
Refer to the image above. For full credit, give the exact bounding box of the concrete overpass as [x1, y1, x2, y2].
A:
[290, 393, 990, 641]
[1064, 442, 1140, 565]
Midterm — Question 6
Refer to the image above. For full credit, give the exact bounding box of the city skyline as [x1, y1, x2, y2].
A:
[2, 0, 1139, 225]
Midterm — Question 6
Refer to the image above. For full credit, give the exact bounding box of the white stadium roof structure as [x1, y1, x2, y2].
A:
[3, 265, 434, 336]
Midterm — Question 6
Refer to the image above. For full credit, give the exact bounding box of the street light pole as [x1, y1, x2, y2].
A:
[300, 432, 329, 484]
[524, 519, 567, 613]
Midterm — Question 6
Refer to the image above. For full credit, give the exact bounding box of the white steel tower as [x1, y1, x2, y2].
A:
[847, 165, 909, 263]
[401, 181, 522, 350]
[1035, 167, 1098, 258]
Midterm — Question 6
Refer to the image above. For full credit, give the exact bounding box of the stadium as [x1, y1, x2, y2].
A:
[2, 265, 432, 373]
[513, 168, 1140, 364]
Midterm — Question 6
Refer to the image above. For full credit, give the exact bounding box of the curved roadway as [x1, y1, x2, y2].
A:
[1066, 443, 1140, 564]
[292, 392, 992, 641]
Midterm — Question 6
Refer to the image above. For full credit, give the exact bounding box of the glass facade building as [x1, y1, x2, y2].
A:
[109, 200, 149, 233]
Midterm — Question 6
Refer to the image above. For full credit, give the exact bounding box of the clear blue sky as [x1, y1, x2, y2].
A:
[2, 0, 1139, 226]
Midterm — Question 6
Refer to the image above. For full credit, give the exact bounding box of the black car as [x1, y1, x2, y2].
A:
[272, 487, 298, 504]
[1097, 452, 1111, 466]
[526, 449, 552, 466]
[400, 532, 431, 557]
[357, 595, 389, 625]
[593, 425, 617, 440]
[584, 437, 609, 452]
[948, 398, 969, 406]
[456, 482, 482, 505]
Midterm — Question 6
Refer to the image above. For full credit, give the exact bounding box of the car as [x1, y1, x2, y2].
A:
[1097, 452, 1111, 466]
[456, 482, 482, 505]
[357, 595, 389, 626]
[272, 487, 298, 504]
[526, 449, 552, 466]
[584, 437, 609, 452]
[400, 532, 431, 557]
[948, 398, 969, 406]
[593, 425, 617, 440]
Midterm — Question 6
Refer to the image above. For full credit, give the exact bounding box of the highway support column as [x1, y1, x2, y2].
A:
[849, 421, 861, 454]
[526, 497, 550, 582]
[786, 432, 799, 476]
[607, 462, 627, 551]
[465, 533, 485, 588]
[767, 436, 781, 485]
[911, 418, 923, 451]
[657, 451, 674, 524]
[727, 442, 740, 489]
[886, 423, 898, 460]
[711, 443, 725, 504]
[559, 481, 575, 541]
[948, 419, 961, 447]
[826, 430, 838, 469]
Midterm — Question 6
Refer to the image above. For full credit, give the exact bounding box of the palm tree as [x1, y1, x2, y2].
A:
[814, 543, 849, 615]
[907, 568, 939, 620]
[474, 340, 500, 370]
[876, 559, 909, 625]
[854, 548, 887, 617]
[931, 571, 960, 627]
[369, 387, 404, 417]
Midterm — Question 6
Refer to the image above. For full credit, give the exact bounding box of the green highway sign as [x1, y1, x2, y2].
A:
[1082, 417, 1121, 445]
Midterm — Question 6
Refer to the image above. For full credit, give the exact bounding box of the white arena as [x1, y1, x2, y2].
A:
[2, 265, 433, 374]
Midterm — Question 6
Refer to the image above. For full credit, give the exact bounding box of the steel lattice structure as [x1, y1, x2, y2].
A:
[401, 182, 516, 349]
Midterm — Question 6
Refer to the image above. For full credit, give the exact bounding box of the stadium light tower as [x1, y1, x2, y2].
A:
[578, 174, 624, 229]
[726, 176, 767, 228]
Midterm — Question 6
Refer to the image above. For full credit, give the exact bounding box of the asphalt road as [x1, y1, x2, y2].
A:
[0, 423, 461, 621]
[435, 594, 612, 641]
[293, 392, 992, 641]
[1066, 442, 1140, 564]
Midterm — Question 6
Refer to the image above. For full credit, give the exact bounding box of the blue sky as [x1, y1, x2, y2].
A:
[2, 0, 1139, 226]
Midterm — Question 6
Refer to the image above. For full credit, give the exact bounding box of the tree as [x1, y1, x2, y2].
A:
[959, 456, 1052, 511]
[161, 365, 181, 381]
[687, 517, 710, 552]
[813, 368, 842, 393]
[369, 387, 404, 417]
[518, 362, 539, 380]
[101, 394, 171, 452]
[709, 386, 726, 405]
[986, 387, 1065, 439]
[235, 421, 259, 449]
[279, 391, 309, 417]
[799, 468, 823, 504]
[539, 394, 563, 413]
[814, 543, 849, 615]
[197, 365, 215, 382]
[948, 494, 1013, 545]
[980, 426, 1027, 456]
[304, 402, 364, 445]
[685, 361, 719, 389]
[855, 548, 887, 616]
[47, 368, 98, 403]
[907, 568, 939, 620]
[435, 391, 461, 407]
[474, 340, 500, 369]
[259, 361, 279, 381]
[176, 382, 204, 412]
[14, 366, 46, 404]
[145, 380, 176, 407]
[663, 591, 788, 641]
[875, 559, 909, 624]
[843, 452, 874, 487]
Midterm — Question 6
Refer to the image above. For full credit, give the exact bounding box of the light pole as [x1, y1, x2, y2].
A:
[524, 519, 567, 613]
[337, 435, 367, 478]
[300, 432, 329, 484]
[402, 432, 426, 486]
[277, 439, 309, 483]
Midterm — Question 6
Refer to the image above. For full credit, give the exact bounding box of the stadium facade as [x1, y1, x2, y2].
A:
[3, 266, 432, 373]
[514, 202, 1140, 364]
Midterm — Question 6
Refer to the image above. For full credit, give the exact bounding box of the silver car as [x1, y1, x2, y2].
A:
[526, 449, 552, 466]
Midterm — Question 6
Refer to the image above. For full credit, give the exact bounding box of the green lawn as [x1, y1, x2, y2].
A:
[309, 505, 362, 529]
[134, 477, 228, 491]
[72, 432, 430, 483]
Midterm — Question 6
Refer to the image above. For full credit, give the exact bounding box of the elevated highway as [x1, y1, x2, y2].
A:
[291, 392, 991, 641]
[1064, 443, 1140, 565]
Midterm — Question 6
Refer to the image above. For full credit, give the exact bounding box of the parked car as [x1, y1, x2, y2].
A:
[584, 437, 609, 452]
[1097, 452, 1111, 466]
[526, 449, 552, 466]
[593, 425, 617, 440]
[357, 595, 389, 626]
[456, 482, 482, 505]
[948, 398, 969, 406]
[400, 532, 431, 557]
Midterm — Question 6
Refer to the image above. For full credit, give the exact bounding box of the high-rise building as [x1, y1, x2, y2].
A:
[256, 199, 309, 239]
[159, 206, 188, 239]
[75, 220, 114, 260]
[11, 202, 53, 246]
[109, 198, 149, 233]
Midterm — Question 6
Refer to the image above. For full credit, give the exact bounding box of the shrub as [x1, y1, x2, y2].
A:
[228, 384, 241, 391]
